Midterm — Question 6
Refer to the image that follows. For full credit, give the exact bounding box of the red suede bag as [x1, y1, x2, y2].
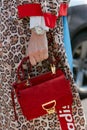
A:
[12, 57, 74, 129]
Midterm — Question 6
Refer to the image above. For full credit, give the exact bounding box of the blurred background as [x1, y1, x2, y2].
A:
[68, 0, 87, 125]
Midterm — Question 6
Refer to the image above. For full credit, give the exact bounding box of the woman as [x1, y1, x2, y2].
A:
[0, 0, 86, 129]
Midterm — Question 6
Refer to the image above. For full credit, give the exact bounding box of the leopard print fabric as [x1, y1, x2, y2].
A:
[0, 0, 86, 130]
[40, 0, 70, 16]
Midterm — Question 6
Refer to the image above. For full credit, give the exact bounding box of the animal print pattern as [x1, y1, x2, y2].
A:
[40, 0, 70, 16]
[0, 0, 86, 129]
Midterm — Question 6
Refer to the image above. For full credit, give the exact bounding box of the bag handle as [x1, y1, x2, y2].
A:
[12, 56, 57, 120]
[17, 56, 31, 81]
[17, 56, 58, 81]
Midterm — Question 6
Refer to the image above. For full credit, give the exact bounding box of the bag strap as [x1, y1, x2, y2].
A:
[17, 56, 31, 81]
[11, 57, 30, 120]
[17, 56, 58, 81]
[11, 88, 18, 120]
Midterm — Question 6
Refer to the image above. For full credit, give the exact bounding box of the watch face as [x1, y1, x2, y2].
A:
[35, 26, 45, 35]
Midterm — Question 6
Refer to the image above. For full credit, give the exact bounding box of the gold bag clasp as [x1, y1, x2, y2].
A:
[42, 100, 56, 114]
[50, 64, 56, 74]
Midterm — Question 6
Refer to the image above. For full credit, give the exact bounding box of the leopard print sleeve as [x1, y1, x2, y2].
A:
[17, 0, 70, 28]
[40, 0, 60, 16]
[40, 0, 60, 28]
[40, 0, 70, 28]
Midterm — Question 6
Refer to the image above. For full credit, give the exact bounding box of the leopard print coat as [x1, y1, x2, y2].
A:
[0, 0, 86, 130]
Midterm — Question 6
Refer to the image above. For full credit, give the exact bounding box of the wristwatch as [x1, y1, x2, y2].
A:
[32, 26, 46, 35]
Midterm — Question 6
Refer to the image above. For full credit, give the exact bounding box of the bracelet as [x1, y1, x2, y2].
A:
[31, 26, 46, 35]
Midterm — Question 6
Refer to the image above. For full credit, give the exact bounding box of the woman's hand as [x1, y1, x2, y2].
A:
[28, 30, 48, 66]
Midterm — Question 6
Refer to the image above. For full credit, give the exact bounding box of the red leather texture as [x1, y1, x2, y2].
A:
[12, 57, 73, 120]
[17, 75, 72, 120]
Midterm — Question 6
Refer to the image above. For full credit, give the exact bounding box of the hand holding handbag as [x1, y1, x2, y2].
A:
[11, 56, 75, 130]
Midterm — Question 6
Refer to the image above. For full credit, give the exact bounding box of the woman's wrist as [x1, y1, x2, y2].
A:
[31, 26, 46, 35]
[31, 29, 46, 37]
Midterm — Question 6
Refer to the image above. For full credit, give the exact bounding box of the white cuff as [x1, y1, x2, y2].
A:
[30, 16, 49, 31]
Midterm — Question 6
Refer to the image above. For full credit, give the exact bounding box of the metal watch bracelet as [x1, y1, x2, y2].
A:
[31, 26, 46, 35]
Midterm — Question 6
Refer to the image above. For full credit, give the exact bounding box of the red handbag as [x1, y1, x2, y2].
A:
[12, 57, 75, 130]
